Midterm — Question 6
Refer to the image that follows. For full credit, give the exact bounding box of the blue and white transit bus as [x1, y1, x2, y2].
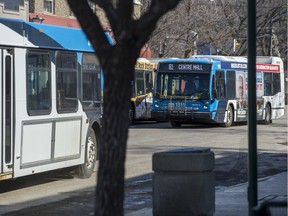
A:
[151, 56, 285, 128]
[0, 18, 112, 181]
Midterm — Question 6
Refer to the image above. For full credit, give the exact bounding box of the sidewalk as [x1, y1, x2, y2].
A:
[3, 172, 287, 216]
[126, 172, 287, 216]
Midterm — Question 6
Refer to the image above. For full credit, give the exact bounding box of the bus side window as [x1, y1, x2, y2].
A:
[226, 71, 236, 99]
[263, 72, 281, 96]
[56, 51, 78, 113]
[215, 70, 225, 99]
[273, 73, 280, 94]
[135, 70, 145, 96]
[82, 53, 101, 109]
[212, 75, 216, 98]
[27, 51, 51, 115]
[264, 73, 272, 96]
[145, 71, 153, 93]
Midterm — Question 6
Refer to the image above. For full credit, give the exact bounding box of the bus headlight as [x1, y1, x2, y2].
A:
[203, 105, 208, 110]
[154, 103, 159, 108]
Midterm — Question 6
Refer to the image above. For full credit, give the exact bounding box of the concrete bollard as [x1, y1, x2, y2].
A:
[152, 147, 215, 216]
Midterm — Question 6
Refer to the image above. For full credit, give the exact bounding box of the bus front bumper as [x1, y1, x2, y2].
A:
[151, 110, 212, 122]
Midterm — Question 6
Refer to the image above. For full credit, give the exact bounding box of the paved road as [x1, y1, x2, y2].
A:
[0, 110, 287, 215]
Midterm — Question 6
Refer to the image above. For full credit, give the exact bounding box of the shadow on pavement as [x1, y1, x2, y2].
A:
[2, 150, 286, 216]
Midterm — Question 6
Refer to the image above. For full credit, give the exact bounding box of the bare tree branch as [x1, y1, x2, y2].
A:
[94, 0, 118, 32]
[135, 0, 182, 49]
[67, 0, 113, 67]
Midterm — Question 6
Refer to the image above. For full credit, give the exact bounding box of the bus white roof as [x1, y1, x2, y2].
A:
[256, 56, 283, 65]
[191, 55, 283, 66]
[137, 58, 150, 63]
[190, 55, 247, 62]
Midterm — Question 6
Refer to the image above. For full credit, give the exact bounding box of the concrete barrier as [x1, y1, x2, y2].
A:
[152, 147, 215, 216]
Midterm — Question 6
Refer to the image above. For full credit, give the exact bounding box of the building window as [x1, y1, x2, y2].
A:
[44, 0, 54, 14]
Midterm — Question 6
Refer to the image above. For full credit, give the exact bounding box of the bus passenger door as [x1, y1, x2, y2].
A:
[1, 49, 14, 176]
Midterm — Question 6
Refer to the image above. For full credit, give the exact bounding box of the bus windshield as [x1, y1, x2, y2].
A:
[155, 72, 210, 100]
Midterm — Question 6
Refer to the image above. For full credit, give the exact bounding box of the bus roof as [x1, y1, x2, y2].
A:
[157, 58, 216, 64]
[256, 56, 283, 65]
[0, 18, 112, 52]
[135, 58, 156, 70]
[190, 55, 248, 62]
[157, 57, 247, 71]
[191, 55, 283, 66]
[137, 58, 150, 63]
[157, 56, 283, 72]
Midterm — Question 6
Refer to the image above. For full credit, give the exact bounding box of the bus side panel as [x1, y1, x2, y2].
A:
[212, 100, 228, 123]
[134, 94, 153, 119]
[13, 48, 85, 178]
[15, 119, 84, 178]
[54, 119, 82, 159]
[21, 122, 53, 167]
[264, 94, 285, 120]
[271, 95, 285, 119]
[271, 70, 285, 119]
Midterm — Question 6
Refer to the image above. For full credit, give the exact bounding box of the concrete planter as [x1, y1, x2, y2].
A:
[152, 147, 215, 216]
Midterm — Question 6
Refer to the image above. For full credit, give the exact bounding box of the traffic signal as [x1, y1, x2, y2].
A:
[233, 39, 240, 52]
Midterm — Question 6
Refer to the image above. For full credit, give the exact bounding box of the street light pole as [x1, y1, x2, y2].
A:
[247, 0, 258, 215]
[190, 31, 198, 56]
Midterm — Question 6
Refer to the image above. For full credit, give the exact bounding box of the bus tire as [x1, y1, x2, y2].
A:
[170, 121, 182, 128]
[223, 105, 234, 127]
[129, 105, 135, 125]
[77, 129, 97, 179]
[264, 104, 271, 125]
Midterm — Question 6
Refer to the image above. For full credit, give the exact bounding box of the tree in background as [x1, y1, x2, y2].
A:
[66, 0, 181, 215]
[144, 0, 287, 65]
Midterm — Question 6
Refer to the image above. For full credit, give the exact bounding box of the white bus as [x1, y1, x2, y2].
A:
[0, 18, 111, 181]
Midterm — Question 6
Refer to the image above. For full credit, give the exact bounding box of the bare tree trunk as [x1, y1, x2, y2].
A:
[66, 1, 182, 215]
[96, 47, 137, 215]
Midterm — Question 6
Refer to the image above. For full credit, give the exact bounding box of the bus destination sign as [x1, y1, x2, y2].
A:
[158, 62, 211, 73]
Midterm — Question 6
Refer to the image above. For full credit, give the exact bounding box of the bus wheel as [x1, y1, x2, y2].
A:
[264, 104, 271, 124]
[129, 106, 134, 124]
[223, 105, 234, 127]
[77, 129, 97, 179]
[170, 121, 182, 128]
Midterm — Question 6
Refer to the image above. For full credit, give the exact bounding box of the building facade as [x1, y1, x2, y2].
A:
[0, 0, 151, 57]
[0, 0, 29, 20]
[29, 0, 142, 28]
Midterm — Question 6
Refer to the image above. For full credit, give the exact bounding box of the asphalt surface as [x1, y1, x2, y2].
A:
[3, 152, 287, 216]
[2, 109, 287, 216]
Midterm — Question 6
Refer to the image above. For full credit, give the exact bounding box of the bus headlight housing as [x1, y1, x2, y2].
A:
[203, 105, 208, 110]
